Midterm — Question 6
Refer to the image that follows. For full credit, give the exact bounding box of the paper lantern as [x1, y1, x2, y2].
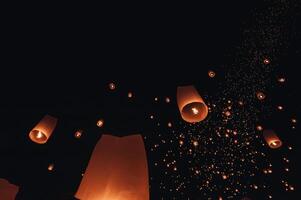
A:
[75, 134, 149, 200]
[28, 115, 58, 144]
[177, 85, 208, 123]
[263, 130, 282, 149]
[0, 179, 19, 200]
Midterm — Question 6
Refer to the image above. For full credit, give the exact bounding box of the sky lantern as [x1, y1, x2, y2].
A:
[28, 115, 58, 144]
[0, 178, 19, 200]
[263, 130, 282, 149]
[75, 134, 149, 200]
[177, 85, 208, 123]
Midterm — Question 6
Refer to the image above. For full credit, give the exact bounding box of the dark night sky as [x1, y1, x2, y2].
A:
[1, 1, 301, 199]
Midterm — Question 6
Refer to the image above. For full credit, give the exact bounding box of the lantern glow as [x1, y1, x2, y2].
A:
[263, 130, 282, 149]
[75, 134, 149, 200]
[28, 115, 58, 144]
[177, 85, 208, 123]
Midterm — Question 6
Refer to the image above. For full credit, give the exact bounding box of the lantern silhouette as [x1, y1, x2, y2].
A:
[0, 179, 19, 200]
[28, 115, 58, 144]
[177, 85, 208, 123]
[75, 134, 149, 200]
[263, 130, 282, 149]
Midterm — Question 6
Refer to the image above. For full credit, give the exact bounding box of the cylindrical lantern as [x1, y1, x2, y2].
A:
[263, 130, 282, 149]
[0, 179, 19, 200]
[28, 115, 58, 144]
[75, 134, 149, 200]
[177, 85, 208, 123]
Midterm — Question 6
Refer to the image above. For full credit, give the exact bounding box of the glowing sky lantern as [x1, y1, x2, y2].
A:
[263, 130, 282, 149]
[75, 134, 149, 200]
[0, 179, 19, 200]
[177, 85, 208, 123]
[28, 115, 58, 144]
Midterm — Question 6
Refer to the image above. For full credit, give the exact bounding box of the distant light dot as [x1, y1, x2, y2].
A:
[224, 111, 231, 117]
[96, 119, 104, 127]
[193, 141, 199, 147]
[238, 101, 244, 106]
[208, 70, 216, 78]
[167, 122, 172, 127]
[277, 105, 284, 110]
[291, 118, 297, 123]
[289, 186, 294, 191]
[179, 140, 184, 145]
[128, 92, 133, 98]
[256, 92, 266, 100]
[278, 77, 286, 83]
[165, 97, 171, 103]
[108, 83, 116, 90]
[150, 115, 154, 119]
[48, 164, 54, 171]
[74, 130, 83, 139]
[222, 175, 227, 180]
[263, 58, 270, 65]
[254, 185, 258, 189]
[154, 97, 158, 101]
[256, 125, 263, 131]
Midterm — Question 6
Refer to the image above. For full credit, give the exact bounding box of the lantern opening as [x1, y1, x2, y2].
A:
[182, 102, 208, 122]
[29, 130, 48, 144]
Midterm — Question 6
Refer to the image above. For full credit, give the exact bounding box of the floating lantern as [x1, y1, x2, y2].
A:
[48, 163, 54, 171]
[128, 92, 133, 98]
[177, 85, 208, 123]
[0, 179, 19, 200]
[263, 130, 282, 149]
[75, 134, 149, 200]
[263, 58, 270, 65]
[208, 70, 216, 78]
[75, 130, 83, 139]
[278, 77, 286, 83]
[96, 119, 104, 128]
[256, 91, 266, 100]
[165, 97, 171, 103]
[28, 115, 58, 144]
[109, 82, 116, 90]
[256, 125, 263, 131]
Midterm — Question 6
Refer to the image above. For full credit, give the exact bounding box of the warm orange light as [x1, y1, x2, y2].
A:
[128, 92, 133, 98]
[0, 179, 19, 200]
[263, 58, 270, 64]
[28, 115, 58, 144]
[75, 130, 83, 139]
[48, 164, 54, 171]
[177, 85, 208, 123]
[75, 134, 149, 200]
[256, 91, 266, 100]
[109, 82, 116, 90]
[263, 130, 282, 149]
[96, 119, 104, 128]
[208, 70, 216, 78]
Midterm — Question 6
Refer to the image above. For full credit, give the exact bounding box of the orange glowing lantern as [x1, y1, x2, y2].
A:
[28, 115, 58, 144]
[0, 179, 19, 200]
[256, 91, 266, 100]
[177, 85, 208, 123]
[263, 130, 282, 149]
[75, 134, 149, 200]
[208, 70, 216, 78]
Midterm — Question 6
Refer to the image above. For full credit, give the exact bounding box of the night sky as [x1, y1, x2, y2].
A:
[1, 1, 301, 199]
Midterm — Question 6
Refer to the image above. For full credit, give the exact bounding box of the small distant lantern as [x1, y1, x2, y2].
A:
[177, 85, 208, 123]
[263, 130, 282, 149]
[263, 58, 270, 65]
[109, 82, 116, 90]
[96, 119, 104, 128]
[256, 91, 266, 100]
[128, 92, 133, 98]
[0, 179, 19, 200]
[278, 77, 286, 83]
[28, 115, 58, 144]
[165, 97, 171, 103]
[208, 70, 216, 78]
[48, 164, 54, 171]
[75, 134, 149, 200]
[256, 125, 263, 131]
[75, 130, 83, 139]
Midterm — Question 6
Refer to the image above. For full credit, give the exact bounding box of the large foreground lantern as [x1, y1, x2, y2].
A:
[0, 179, 19, 200]
[75, 134, 149, 200]
[263, 130, 282, 149]
[28, 115, 58, 144]
[177, 85, 208, 123]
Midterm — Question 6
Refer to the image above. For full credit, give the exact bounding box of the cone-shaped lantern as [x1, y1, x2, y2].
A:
[263, 130, 282, 149]
[28, 115, 58, 144]
[177, 85, 208, 123]
[75, 134, 149, 200]
[0, 179, 19, 200]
